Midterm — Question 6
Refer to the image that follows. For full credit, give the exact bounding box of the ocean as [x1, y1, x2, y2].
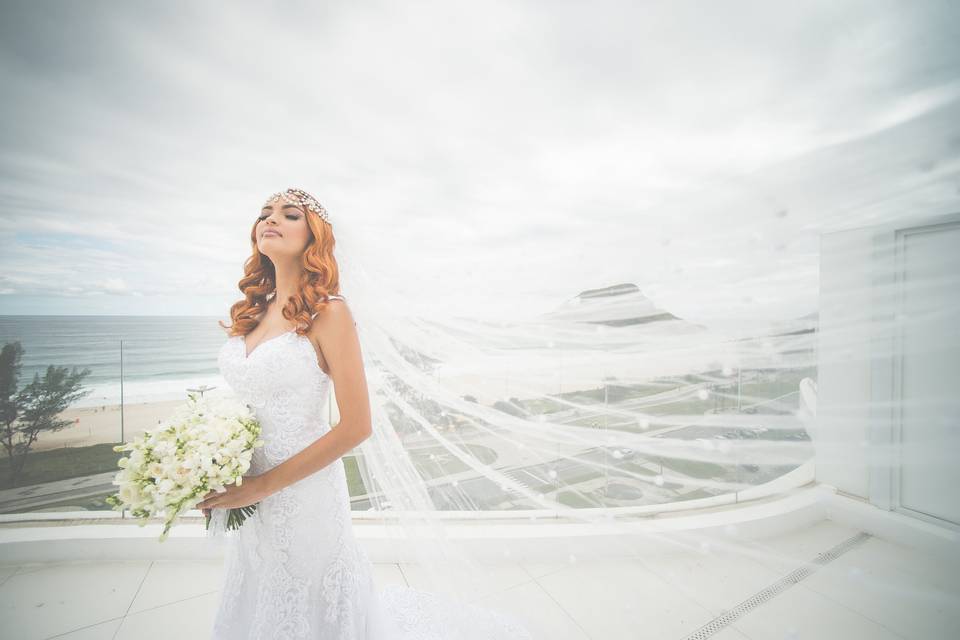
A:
[0, 315, 233, 408]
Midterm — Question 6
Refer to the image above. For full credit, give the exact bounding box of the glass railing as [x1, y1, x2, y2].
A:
[0, 315, 818, 517]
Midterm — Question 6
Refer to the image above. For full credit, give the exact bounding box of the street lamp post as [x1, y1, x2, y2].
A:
[737, 366, 742, 411]
[119, 339, 125, 443]
[603, 376, 609, 496]
[187, 384, 217, 399]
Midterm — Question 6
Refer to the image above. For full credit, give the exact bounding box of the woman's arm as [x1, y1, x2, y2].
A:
[261, 300, 372, 494]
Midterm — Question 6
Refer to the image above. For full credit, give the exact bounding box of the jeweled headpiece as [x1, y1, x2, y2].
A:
[263, 188, 329, 223]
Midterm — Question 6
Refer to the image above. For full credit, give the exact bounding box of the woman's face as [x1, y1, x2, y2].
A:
[256, 196, 311, 259]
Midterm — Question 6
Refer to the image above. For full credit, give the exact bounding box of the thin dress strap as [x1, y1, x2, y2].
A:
[310, 294, 346, 319]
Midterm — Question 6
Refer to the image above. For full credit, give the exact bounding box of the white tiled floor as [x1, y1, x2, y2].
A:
[1, 519, 958, 640]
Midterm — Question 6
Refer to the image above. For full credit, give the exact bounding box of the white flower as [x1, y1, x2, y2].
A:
[106, 395, 263, 541]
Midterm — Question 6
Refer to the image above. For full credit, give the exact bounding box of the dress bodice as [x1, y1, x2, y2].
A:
[211, 297, 535, 640]
[217, 317, 334, 474]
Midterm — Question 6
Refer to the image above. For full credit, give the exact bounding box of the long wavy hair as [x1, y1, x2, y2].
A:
[219, 209, 340, 338]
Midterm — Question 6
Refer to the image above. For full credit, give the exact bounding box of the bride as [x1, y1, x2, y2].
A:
[196, 188, 532, 639]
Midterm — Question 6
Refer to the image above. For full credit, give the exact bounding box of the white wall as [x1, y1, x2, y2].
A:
[816, 212, 960, 529]
[815, 227, 876, 498]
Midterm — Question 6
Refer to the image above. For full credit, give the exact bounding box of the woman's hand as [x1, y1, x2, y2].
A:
[197, 474, 271, 511]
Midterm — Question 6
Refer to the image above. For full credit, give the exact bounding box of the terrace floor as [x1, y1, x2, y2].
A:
[1, 513, 958, 640]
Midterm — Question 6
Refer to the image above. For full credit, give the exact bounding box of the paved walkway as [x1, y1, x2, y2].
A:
[1, 519, 957, 639]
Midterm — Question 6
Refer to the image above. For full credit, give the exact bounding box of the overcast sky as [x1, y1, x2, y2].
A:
[1, 0, 958, 326]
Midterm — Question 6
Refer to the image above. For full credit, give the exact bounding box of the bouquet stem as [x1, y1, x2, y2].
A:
[204, 504, 259, 532]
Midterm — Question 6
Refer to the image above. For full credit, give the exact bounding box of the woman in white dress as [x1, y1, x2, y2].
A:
[197, 188, 532, 640]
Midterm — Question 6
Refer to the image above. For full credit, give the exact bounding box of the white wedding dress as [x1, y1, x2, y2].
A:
[211, 298, 534, 640]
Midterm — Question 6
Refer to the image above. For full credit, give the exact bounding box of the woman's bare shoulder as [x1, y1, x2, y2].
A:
[309, 295, 354, 332]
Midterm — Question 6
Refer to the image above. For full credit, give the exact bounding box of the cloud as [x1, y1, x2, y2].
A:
[0, 0, 957, 320]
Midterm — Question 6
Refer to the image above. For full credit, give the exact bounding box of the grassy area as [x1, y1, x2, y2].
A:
[343, 455, 368, 497]
[676, 488, 720, 502]
[409, 443, 499, 479]
[0, 444, 379, 506]
[0, 442, 124, 490]
[9, 491, 116, 513]
[619, 460, 658, 476]
[512, 368, 816, 419]
[655, 455, 728, 480]
[22, 457, 376, 512]
[556, 490, 595, 508]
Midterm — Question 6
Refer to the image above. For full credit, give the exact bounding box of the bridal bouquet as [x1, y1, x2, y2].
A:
[105, 392, 264, 541]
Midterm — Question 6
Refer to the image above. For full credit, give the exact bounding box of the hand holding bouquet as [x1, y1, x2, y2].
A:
[105, 392, 264, 541]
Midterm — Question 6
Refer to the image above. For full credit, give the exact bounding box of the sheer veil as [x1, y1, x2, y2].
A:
[331, 210, 518, 630]
[320, 95, 960, 628]
[209, 95, 960, 635]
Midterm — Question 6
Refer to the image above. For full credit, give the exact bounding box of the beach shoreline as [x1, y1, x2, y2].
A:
[35, 398, 201, 452]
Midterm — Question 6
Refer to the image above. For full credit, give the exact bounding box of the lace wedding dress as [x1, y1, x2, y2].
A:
[211, 298, 534, 640]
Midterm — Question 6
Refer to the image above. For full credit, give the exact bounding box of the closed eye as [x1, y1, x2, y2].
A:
[257, 215, 301, 221]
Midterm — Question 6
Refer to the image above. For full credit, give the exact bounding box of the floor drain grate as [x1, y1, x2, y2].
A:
[684, 531, 872, 639]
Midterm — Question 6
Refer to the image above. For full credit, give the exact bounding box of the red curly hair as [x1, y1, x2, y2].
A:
[219, 206, 341, 338]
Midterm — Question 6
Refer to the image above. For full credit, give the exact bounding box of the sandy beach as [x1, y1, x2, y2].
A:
[36, 398, 197, 452]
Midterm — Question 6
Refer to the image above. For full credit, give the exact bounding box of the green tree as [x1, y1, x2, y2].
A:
[0, 341, 92, 485]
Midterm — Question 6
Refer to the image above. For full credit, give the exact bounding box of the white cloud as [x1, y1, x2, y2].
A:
[0, 0, 957, 322]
